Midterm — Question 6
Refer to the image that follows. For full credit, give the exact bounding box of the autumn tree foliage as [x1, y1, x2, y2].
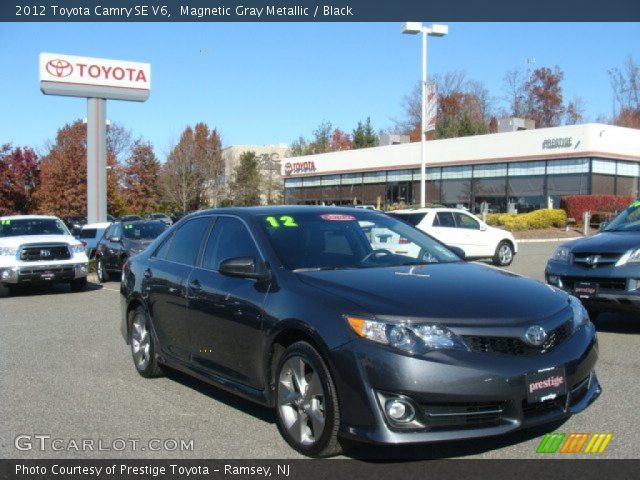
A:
[290, 120, 379, 157]
[36, 120, 124, 218]
[609, 56, 640, 129]
[160, 122, 223, 212]
[0, 145, 40, 215]
[121, 140, 160, 215]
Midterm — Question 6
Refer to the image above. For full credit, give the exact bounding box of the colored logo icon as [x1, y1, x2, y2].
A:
[536, 432, 613, 454]
[46, 59, 73, 77]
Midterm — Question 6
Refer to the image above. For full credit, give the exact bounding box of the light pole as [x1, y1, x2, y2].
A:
[402, 22, 448, 207]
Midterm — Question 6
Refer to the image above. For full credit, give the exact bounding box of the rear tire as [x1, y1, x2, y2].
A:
[129, 306, 164, 378]
[0, 284, 11, 297]
[70, 278, 87, 292]
[493, 241, 514, 266]
[97, 258, 109, 283]
[275, 341, 343, 457]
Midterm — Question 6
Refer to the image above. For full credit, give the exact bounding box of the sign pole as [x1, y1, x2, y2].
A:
[87, 98, 107, 223]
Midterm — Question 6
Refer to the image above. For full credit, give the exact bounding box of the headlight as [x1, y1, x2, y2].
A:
[346, 316, 467, 355]
[0, 246, 17, 256]
[551, 246, 571, 263]
[569, 296, 589, 331]
[70, 244, 85, 254]
[617, 247, 640, 265]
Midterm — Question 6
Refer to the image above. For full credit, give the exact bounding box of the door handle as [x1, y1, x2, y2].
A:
[189, 279, 202, 292]
[143, 268, 152, 279]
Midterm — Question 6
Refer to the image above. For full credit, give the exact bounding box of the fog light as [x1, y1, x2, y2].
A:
[385, 399, 415, 423]
[548, 275, 559, 285]
[1, 268, 16, 280]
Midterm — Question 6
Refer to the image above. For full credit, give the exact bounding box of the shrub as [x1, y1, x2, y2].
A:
[486, 209, 567, 231]
[560, 195, 635, 222]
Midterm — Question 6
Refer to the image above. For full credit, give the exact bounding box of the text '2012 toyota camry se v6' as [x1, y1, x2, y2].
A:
[120, 206, 600, 457]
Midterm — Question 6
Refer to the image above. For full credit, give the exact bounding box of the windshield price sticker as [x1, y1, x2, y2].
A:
[1, 220, 10, 225]
[265, 216, 298, 228]
[631, 200, 640, 208]
[320, 214, 356, 221]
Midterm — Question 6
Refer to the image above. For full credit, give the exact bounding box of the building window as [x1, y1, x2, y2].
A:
[320, 175, 341, 186]
[546, 158, 589, 175]
[387, 169, 413, 182]
[363, 171, 386, 184]
[508, 161, 546, 176]
[341, 173, 363, 184]
[617, 161, 640, 177]
[284, 178, 303, 188]
[592, 159, 617, 175]
[441, 179, 472, 207]
[303, 176, 321, 187]
[507, 176, 546, 213]
[473, 163, 507, 178]
[591, 174, 616, 195]
[441, 166, 472, 180]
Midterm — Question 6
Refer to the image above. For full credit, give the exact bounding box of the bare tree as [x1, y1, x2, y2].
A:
[565, 97, 586, 125]
[502, 68, 527, 118]
[608, 56, 640, 128]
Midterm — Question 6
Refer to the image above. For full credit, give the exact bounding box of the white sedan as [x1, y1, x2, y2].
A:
[386, 208, 518, 266]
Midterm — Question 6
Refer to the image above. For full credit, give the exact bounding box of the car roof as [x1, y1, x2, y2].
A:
[390, 207, 467, 214]
[0, 214, 59, 220]
[81, 222, 111, 229]
[190, 205, 383, 218]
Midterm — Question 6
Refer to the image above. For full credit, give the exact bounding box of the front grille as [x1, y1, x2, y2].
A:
[19, 244, 71, 261]
[19, 266, 74, 275]
[561, 276, 627, 291]
[420, 402, 505, 430]
[463, 321, 572, 356]
[572, 252, 621, 268]
[522, 396, 566, 417]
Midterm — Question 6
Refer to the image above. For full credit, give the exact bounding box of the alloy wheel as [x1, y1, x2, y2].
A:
[131, 314, 151, 371]
[278, 356, 326, 447]
[499, 244, 513, 265]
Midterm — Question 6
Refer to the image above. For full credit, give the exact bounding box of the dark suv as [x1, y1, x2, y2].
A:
[546, 200, 640, 316]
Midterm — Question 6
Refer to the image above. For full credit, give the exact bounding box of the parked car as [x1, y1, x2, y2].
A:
[546, 199, 640, 317]
[0, 215, 88, 294]
[78, 222, 111, 259]
[388, 207, 518, 266]
[120, 206, 599, 457]
[119, 215, 143, 222]
[95, 220, 167, 282]
[147, 213, 173, 226]
[62, 215, 87, 237]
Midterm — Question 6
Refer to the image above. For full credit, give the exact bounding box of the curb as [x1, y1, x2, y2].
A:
[517, 237, 582, 243]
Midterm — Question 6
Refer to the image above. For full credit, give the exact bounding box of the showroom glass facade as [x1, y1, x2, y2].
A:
[284, 157, 640, 213]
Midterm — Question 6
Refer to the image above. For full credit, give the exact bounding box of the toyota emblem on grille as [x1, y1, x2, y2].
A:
[525, 325, 547, 346]
[40, 249, 51, 257]
[45, 59, 73, 78]
[585, 255, 600, 266]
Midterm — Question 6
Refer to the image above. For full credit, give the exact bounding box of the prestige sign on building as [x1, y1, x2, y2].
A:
[40, 52, 150, 101]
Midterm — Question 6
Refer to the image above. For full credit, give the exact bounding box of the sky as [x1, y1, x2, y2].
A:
[1, 22, 639, 159]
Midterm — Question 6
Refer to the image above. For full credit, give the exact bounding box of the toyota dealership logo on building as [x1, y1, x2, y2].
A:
[45, 59, 73, 78]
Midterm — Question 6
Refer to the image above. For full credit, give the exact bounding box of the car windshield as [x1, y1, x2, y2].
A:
[123, 222, 167, 240]
[604, 201, 640, 232]
[259, 210, 461, 271]
[387, 212, 427, 226]
[0, 218, 70, 237]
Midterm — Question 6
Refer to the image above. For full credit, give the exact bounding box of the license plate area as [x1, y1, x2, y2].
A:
[526, 366, 567, 403]
[574, 282, 598, 299]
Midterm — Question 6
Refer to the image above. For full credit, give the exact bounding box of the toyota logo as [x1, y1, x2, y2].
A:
[525, 325, 548, 347]
[39, 249, 51, 257]
[46, 59, 73, 78]
[284, 162, 293, 175]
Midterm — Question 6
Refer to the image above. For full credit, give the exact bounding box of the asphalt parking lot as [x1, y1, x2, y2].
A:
[1, 241, 638, 460]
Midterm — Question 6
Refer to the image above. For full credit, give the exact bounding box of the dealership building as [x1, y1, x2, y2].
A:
[282, 123, 640, 213]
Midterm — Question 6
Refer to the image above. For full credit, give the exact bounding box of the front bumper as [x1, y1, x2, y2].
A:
[546, 260, 640, 313]
[0, 263, 88, 285]
[331, 323, 599, 444]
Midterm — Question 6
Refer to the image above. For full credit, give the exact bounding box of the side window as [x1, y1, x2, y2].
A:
[153, 232, 174, 259]
[202, 217, 260, 271]
[165, 217, 212, 265]
[435, 212, 456, 228]
[454, 213, 480, 230]
[114, 225, 124, 239]
[103, 225, 114, 240]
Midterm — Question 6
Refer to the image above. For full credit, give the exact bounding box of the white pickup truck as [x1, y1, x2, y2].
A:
[0, 215, 89, 295]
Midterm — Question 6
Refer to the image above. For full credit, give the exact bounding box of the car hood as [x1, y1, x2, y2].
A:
[296, 263, 569, 325]
[0, 234, 76, 247]
[562, 231, 640, 254]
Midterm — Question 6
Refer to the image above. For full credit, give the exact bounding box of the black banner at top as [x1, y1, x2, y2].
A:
[2, 0, 640, 22]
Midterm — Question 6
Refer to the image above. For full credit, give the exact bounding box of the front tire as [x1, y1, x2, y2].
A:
[275, 341, 343, 457]
[493, 241, 514, 266]
[129, 306, 164, 378]
[96, 258, 110, 283]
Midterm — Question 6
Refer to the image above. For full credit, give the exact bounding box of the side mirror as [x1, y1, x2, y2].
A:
[448, 246, 466, 260]
[219, 256, 270, 281]
[110, 236, 121, 243]
[480, 224, 488, 231]
[598, 222, 608, 232]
